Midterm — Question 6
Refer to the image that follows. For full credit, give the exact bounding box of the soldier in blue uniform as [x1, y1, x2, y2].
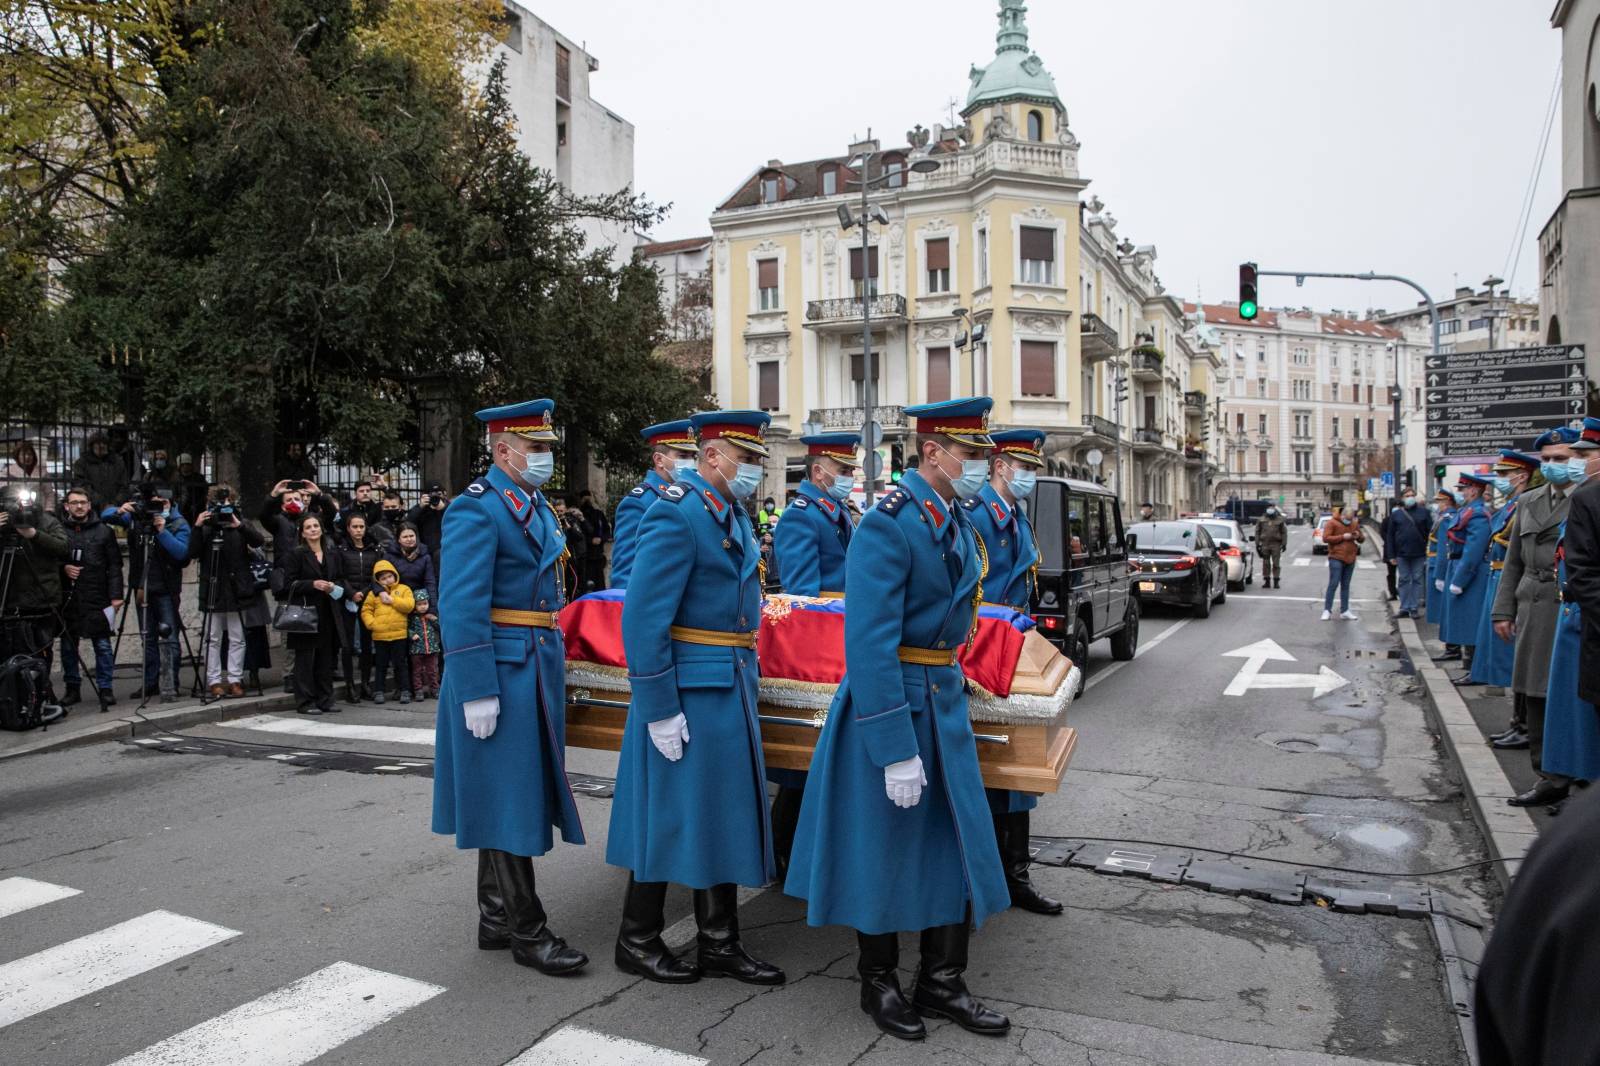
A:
[1441, 473, 1494, 675]
[787, 397, 1011, 1042]
[1468, 451, 1540, 689]
[959, 428, 1061, 917]
[611, 420, 698, 590]
[1426, 489, 1459, 655]
[431, 399, 588, 976]
[767, 432, 860, 877]
[607, 410, 784, 987]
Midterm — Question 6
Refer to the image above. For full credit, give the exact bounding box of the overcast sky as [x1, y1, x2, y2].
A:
[532, 0, 1563, 316]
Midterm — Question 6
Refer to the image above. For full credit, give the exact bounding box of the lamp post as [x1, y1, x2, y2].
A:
[839, 148, 940, 507]
[952, 306, 987, 396]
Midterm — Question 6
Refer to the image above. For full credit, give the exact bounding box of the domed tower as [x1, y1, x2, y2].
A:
[962, 0, 1072, 148]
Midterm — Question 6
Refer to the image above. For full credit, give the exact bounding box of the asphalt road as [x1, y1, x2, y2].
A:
[0, 526, 1484, 1065]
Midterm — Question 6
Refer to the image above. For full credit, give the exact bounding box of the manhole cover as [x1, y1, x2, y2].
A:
[1275, 737, 1321, 753]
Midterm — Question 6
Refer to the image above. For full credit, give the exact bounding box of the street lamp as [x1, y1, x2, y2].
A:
[839, 148, 940, 506]
[1482, 274, 1505, 349]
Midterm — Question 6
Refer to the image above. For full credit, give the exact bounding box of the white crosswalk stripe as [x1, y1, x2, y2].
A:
[0, 910, 239, 1029]
[108, 961, 444, 1066]
[1293, 558, 1311, 567]
[226, 713, 435, 746]
[0, 877, 80, 919]
[507, 1026, 708, 1065]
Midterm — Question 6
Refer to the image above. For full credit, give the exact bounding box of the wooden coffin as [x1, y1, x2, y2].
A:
[564, 630, 1079, 794]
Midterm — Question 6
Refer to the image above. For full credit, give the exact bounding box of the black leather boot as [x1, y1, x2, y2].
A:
[477, 850, 510, 950]
[857, 932, 923, 1040]
[912, 922, 1009, 1036]
[486, 850, 587, 975]
[614, 876, 699, 983]
[770, 785, 804, 883]
[694, 883, 784, 985]
[1000, 811, 1062, 915]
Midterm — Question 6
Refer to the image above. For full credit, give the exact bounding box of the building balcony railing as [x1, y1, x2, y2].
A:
[1128, 350, 1163, 381]
[808, 405, 907, 432]
[1131, 427, 1163, 451]
[1080, 313, 1118, 362]
[1184, 446, 1205, 462]
[1086, 414, 1118, 440]
[1183, 390, 1207, 410]
[805, 294, 908, 331]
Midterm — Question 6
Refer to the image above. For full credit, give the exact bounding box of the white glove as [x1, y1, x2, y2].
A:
[648, 713, 690, 761]
[884, 756, 927, 809]
[463, 696, 499, 740]
[1449, 584, 1463, 596]
[1435, 579, 1445, 592]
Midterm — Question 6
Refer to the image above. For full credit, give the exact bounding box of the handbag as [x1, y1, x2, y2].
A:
[272, 601, 319, 635]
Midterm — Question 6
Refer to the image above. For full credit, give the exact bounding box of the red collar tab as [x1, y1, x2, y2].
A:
[990, 500, 1008, 523]
[702, 489, 725, 513]
[924, 499, 946, 530]
[503, 488, 525, 513]
[818, 496, 837, 514]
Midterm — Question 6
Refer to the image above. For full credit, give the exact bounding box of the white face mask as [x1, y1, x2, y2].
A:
[671, 458, 696, 480]
[516, 448, 553, 487]
[933, 445, 987, 500]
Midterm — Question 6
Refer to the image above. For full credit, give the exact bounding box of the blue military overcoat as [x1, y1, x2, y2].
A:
[610, 469, 671, 591]
[785, 470, 1009, 934]
[1469, 500, 1518, 685]
[773, 480, 852, 597]
[961, 483, 1039, 817]
[1425, 508, 1456, 626]
[432, 464, 584, 856]
[1442, 499, 1492, 646]
[606, 468, 775, 888]
[1541, 529, 1600, 781]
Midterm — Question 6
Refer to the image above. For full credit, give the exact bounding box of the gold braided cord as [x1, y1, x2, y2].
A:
[924, 424, 990, 436]
[715, 429, 768, 446]
[815, 449, 858, 463]
[968, 531, 989, 645]
[653, 435, 696, 449]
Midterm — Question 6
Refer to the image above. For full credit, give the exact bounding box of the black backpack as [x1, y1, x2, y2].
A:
[0, 655, 65, 732]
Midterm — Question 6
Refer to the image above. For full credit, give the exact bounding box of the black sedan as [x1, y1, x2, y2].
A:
[1126, 520, 1229, 618]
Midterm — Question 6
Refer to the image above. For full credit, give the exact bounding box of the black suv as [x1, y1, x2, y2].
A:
[1022, 477, 1138, 694]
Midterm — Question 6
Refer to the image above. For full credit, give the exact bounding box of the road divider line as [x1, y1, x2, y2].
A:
[0, 878, 80, 920]
[1084, 618, 1192, 691]
[0, 910, 240, 1029]
[507, 1025, 707, 1065]
[1293, 558, 1312, 567]
[109, 961, 444, 1066]
[226, 714, 436, 747]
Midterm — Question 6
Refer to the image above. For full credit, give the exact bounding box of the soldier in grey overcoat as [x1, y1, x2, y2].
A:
[1492, 427, 1581, 808]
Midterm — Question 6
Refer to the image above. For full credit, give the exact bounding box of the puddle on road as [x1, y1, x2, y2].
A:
[1342, 822, 1413, 853]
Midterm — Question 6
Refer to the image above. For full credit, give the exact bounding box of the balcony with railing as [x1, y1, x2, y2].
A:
[1131, 427, 1163, 452]
[1184, 390, 1207, 410]
[1086, 414, 1117, 440]
[808, 405, 907, 432]
[804, 293, 908, 332]
[1128, 349, 1163, 382]
[1080, 313, 1118, 362]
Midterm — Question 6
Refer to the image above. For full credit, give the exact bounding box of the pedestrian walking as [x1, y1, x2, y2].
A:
[1254, 506, 1288, 589]
[611, 421, 697, 591]
[1382, 489, 1431, 617]
[1441, 473, 1494, 681]
[277, 515, 348, 715]
[1320, 505, 1364, 620]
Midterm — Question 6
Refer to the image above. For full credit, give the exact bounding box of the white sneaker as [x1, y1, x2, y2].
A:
[1320, 610, 1332, 621]
[1341, 610, 1358, 621]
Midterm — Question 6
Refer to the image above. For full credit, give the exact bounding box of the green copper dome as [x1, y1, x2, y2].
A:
[964, 0, 1061, 114]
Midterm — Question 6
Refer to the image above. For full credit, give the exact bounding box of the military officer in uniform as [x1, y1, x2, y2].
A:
[960, 428, 1061, 917]
[431, 399, 587, 976]
[787, 397, 1011, 1042]
[1441, 473, 1494, 678]
[611, 420, 698, 590]
[1468, 451, 1539, 692]
[1425, 488, 1458, 644]
[607, 410, 784, 987]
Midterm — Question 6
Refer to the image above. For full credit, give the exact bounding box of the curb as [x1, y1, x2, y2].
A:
[0, 692, 301, 761]
[1394, 615, 1535, 892]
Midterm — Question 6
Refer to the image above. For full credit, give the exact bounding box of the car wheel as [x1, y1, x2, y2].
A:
[1109, 599, 1140, 661]
[1070, 618, 1091, 697]
[1192, 582, 1212, 619]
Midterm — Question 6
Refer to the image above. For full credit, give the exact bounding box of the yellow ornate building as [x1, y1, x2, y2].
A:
[708, 0, 1219, 511]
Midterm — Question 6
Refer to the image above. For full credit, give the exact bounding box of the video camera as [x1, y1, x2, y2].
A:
[131, 482, 171, 521]
[0, 488, 42, 533]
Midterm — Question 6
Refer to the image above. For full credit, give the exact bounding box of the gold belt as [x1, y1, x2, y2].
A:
[818, 591, 845, 600]
[1491, 561, 1505, 571]
[489, 608, 559, 629]
[670, 625, 758, 649]
[897, 645, 959, 666]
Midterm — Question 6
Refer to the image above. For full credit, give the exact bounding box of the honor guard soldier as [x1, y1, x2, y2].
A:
[611, 420, 698, 590]
[1426, 489, 1459, 641]
[1469, 451, 1540, 692]
[960, 428, 1061, 917]
[606, 410, 784, 986]
[787, 397, 1011, 1042]
[1440, 473, 1494, 678]
[431, 399, 587, 976]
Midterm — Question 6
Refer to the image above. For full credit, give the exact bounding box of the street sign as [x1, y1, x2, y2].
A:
[1381, 472, 1394, 487]
[863, 421, 885, 449]
[1423, 345, 1587, 463]
[863, 448, 884, 481]
[1086, 448, 1104, 466]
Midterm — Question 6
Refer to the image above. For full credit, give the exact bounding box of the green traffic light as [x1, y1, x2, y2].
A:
[1239, 300, 1258, 320]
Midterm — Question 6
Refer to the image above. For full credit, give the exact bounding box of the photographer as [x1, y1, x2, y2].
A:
[403, 482, 448, 558]
[554, 495, 591, 590]
[261, 479, 336, 564]
[105, 491, 191, 703]
[189, 485, 265, 698]
[5, 440, 58, 514]
[58, 488, 124, 708]
[0, 485, 69, 680]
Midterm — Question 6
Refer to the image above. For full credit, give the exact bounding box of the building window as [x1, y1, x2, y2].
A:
[849, 246, 879, 297]
[1331, 451, 1342, 475]
[760, 171, 783, 205]
[1235, 412, 1246, 433]
[1027, 110, 1044, 141]
[1257, 413, 1268, 434]
[1257, 346, 1266, 362]
[1294, 449, 1312, 474]
[1258, 450, 1269, 474]
[757, 361, 779, 412]
[850, 352, 880, 405]
[1295, 412, 1311, 437]
[1257, 378, 1267, 398]
[1440, 319, 1461, 335]
[555, 43, 570, 99]
[882, 153, 905, 189]
[1330, 352, 1339, 370]
[819, 166, 839, 197]
[1292, 379, 1312, 401]
[1385, 419, 1393, 439]
[1367, 417, 1375, 439]
[1020, 226, 1056, 285]
[1352, 418, 1361, 439]
[925, 237, 951, 293]
[1468, 317, 1490, 331]
[926, 347, 952, 403]
[1020, 340, 1056, 397]
[757, 258, 779, 311]
[976, 228, 989, 287]
[1332, 416, 1341, 439]
[556, 121, 567, 147]
[1366, 384, 1374, 405]
[1292, 346, 1309, 366]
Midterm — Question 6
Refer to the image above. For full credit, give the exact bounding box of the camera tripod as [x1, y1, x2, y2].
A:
[1, 538, 77, 727]
[109, 522, 204, 713]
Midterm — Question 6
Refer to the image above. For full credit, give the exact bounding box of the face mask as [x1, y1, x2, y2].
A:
[1402, 497, 1417, 509]
[1266, 508, 1278, 516]
[521, 450, 554, 487]
[1567, 457, 1591, 484]
[728, 462, 763, 500]
[1492, 477, 1511, 495]
[935, 446, 987, 500]
[672, 459, 696, 480]
[283, 498, 305, 515]
[1541, 460, 1572, 485]
[1429, 503, 1440, 514]
[1008, 469, 1037, 499]
[1452, 492, 1464, 506]
[824, 473, 853, 502]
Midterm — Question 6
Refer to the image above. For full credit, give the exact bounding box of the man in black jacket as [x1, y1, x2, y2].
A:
[190, 485, 265, 698]
[261, 479, 337, 564]
[338, 480, 384, 537]
[1563, 423, 1600, 708]
[404, 482, 448, 558]
[0, 485, 70, 684]
[105, 496, 191, 702]
[58, 488, 124, 707]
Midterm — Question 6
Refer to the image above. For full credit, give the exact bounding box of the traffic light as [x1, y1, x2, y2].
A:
[890, 443, 905, 483]
[1239, 262, 1259, 321]
[1433, 463, 1447, 481]
[1113, 373, 1128, 405]
[1404, 468, 1416, 489]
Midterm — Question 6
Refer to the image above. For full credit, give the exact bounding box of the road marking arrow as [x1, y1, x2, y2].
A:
[1222, 638, 1351, 698]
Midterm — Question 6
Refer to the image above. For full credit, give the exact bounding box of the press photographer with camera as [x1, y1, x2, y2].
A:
[106, 489, 191, 703]
[403, 482, 449, 558]
[0, 485, 70, 693]
[58, 488, 124, 709]
[189, 485, 265, 698]
[553, 495, 592, 590]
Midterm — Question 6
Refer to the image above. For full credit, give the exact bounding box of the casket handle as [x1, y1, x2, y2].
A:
[972, 732, 1010, 745]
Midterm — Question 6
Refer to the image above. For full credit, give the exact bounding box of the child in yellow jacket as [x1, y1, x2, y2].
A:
[362, 559, 415, 703]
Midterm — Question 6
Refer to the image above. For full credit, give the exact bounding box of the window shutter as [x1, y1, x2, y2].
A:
[926, 347, 951, 403]
[757, 258, 778, 289]
[758, 361, 779, 410]
[926, 238, 950, 271]
[849, 247, 878, 280]
[1020, 226, 1054, 262]
[868, 246, 879, 278]
[1019, 341, 1055, 396]
[850, 353, 879, 382]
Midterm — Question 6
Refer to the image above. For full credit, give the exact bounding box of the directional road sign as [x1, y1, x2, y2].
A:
[1423, 344, 1587, 463]
[1221, 639, 1350, 698]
